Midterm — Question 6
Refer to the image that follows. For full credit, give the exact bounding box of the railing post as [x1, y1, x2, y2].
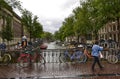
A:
[41, 49, 65, 63]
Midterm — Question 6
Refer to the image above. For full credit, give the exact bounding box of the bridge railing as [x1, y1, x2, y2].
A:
[41, 49, 65, 63]
[41, 49, 120, 63]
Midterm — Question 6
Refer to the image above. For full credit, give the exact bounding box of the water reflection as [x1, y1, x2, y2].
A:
[10, 42, 67, 79]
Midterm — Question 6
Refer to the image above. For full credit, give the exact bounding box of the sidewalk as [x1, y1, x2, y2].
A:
[0, 61, 120, 79]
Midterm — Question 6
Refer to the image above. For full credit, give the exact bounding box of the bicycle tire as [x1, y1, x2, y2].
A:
[2, 54, 11, 65]
[17, 56, 30, 67]
[76, 54, 88, 63]
[107, 55, 118, 64]
[59, 53, 67, 63]
[37, 54, 46, 65]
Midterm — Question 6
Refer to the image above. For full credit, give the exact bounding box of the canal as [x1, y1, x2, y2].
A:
[45, 42, 66, 49]
[41, 42, 66, 63]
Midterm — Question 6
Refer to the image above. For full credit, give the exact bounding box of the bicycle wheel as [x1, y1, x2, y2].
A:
[37, 54, 46, 65]
[2, 54, 11, 65]
[76, 54, 88, 63]
[107, 55, 118, 64]
[17, 56, 30, 67]
[59, 53, 67, 63]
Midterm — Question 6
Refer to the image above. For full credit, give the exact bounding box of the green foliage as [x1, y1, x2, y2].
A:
[54, 15, 75, 41]
[73, 5, 92, 36]
[56, 0, 120, 42]
[5, 0, 22, 11]
[1, 16, 13, 41]
[21, 9, 43, 40]
[32, 16, 43, 38]
[0, 0, 22, 13]
[63, 16, 75, 36]
[41, 32, 54, 41]
[54, 31, 60, 40]
[0, 0, 13, 11]
[22, 9, 33, 32]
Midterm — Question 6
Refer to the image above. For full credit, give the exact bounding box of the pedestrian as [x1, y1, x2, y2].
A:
[21, 35, 27, 48]
[91, 40, 105, 72]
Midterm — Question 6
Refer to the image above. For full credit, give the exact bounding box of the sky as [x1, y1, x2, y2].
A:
[17, 0, 80, 34]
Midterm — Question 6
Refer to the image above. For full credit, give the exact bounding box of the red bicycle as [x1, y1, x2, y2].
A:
[17, 47, 46, 67]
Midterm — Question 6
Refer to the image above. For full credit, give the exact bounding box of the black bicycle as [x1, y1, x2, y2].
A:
[107, 49, 120, 64]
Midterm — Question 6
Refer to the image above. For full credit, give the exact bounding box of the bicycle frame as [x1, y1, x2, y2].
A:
[107, 49, 120, 64]
[17, 47, 46, 67]
[59, 48, 88, 63]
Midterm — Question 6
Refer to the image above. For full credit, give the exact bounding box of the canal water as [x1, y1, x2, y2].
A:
[45, 42, 66, 49]
[7, 41, 67, 79]
[41, 42, 66, 63]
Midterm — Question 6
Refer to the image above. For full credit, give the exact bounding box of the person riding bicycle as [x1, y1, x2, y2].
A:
[70, 44, 84, 61]
[21, 35, 27, 48]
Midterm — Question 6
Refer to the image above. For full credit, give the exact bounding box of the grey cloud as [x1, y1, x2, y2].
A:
[61, 0, 80, 10]
[37, 0, 80, 34]
[39, 18, 63, 34]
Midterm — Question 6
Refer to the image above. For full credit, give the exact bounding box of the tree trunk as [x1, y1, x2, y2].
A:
[77, 35, 80, 44]
[117, 17, 120, 45]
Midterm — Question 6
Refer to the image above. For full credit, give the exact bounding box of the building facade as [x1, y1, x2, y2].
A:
[0, 7, 23, 45]
[98, 21, 119, 43]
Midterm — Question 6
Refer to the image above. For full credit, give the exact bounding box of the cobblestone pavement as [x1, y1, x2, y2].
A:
[0, 61, 120, 79]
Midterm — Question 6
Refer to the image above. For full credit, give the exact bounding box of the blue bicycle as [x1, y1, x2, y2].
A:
[59, 48, 88, 63]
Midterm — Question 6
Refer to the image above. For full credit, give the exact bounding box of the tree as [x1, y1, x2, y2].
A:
[63, 16, 75, 37]
[32, 16, 43, 40]
[56, 0, 120, 43]
[21, 9, 33, 41]
[58, 25, 66, 41]
[96, 0, 120, 42]
[41, 32, 53, 42]
[55, 15, 75, 42]
[5, 0, 22, 11]
[54, 31, 60, 40]
[21, 9, 43, 41]
[1, 16, 13, 49]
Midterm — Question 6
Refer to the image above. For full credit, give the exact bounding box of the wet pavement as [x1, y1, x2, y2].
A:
[0, 61, 120, 79]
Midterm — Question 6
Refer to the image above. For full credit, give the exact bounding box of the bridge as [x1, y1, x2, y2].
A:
[0, 49, 120, 79]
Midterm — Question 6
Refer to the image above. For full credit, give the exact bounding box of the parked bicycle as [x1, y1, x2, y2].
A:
[99, 39, 120, 64]
[107, 48, 120, 64]
[99, 39, 119, 64]
[17, 42, 46, 67]
[0, 49, 11, 65]
[59, 44, 92, 63]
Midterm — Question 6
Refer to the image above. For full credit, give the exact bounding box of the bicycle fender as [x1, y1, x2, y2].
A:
[4, 54, 11, 60]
